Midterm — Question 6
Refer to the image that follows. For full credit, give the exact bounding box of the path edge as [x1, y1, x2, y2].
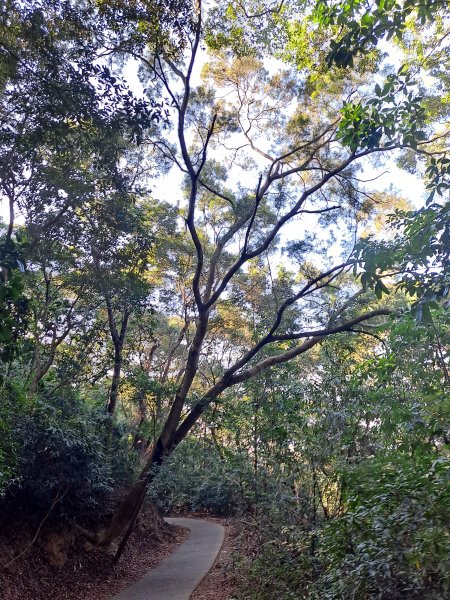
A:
[164, 517, 226, 600]
[188, 520, 225, 600]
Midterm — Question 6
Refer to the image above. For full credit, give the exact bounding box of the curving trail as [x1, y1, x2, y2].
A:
[111, 518, 225, 600]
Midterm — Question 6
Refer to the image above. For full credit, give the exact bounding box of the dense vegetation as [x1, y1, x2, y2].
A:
[0, 0, 449, 598]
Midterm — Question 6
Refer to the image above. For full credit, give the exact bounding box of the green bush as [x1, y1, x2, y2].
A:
[237, 524, 319, 599]
[235, 452, 450, 600]
[0, 381, 29, 496]
[149, 438, 252, 515]
[320, 453, 450, 600]
[2, 389, 138, 523]
[192, 479, 236, 514]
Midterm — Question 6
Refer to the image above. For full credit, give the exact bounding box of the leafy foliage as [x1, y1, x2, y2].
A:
[354, 200, 450, 314]
[150, 438, 250, 515]
[322, 453, 450, 599]
[0, 235, 28, 360]
[0, 2, 449, 596]
[3, 390, 138, 521]
[229, 312, 449, 599]
[314, 0, 445, 68]
[338, 67, 427, 152]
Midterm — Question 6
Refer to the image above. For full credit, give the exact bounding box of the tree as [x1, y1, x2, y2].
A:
[0, 227, 28, 363]
[224, 308, 449, 599]
[1, 0, 447, 567]
[0, 0, 165, 380]
[89, 0, 448, 557]
[0, 0, 160, 237]
[75, 196, 155, 415]
[311, 0, 450, 309]
[313, 0, 450, 68]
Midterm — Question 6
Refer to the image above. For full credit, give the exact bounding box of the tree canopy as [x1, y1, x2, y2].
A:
[0, 0, 449, 597]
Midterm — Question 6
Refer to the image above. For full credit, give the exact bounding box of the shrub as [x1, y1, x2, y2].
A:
[0, 381, 29, 496]
[320, 453, 450, 599]
[232, 452, 450, 600]
[149, 438, 252, 515]
[2, 389, 138, 523]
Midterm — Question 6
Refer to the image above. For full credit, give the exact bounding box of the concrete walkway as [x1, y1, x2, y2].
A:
[111, 518, 225, 600]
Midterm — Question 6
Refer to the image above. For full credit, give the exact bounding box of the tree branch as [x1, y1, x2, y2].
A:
[272, 309, 392, 341]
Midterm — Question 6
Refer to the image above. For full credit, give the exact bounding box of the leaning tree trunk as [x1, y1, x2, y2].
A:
[90, 294, 388, 557]
[94, 382, 248, 553]
[95, 311, 214, 551]
[96, 439, 165, 545]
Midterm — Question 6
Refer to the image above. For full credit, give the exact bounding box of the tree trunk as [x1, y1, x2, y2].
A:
[94, 313, 386, 554]
[107, 344, 123, 415]
[253, 398, 259, 512]
[97, 439, 165, 545]
[105, 309, 130, 416]
[132, 390, 150, 455]
[29, 345, 56, 393]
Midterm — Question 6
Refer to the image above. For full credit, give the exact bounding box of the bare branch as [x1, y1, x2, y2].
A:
[215, 262, 350, 382]
[243, 175, 263, 254]
[236, 0, 286, 19]
[272, 309, 391, 341]
[204, 148, 365, 309]
[198, 178, 235, 208]
[197, 113, 217, 176]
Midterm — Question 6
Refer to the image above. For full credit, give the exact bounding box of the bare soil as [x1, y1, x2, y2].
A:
[0, 505, 188, 600]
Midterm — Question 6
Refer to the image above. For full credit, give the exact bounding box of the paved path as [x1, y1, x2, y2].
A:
[111, 518, 225, 600]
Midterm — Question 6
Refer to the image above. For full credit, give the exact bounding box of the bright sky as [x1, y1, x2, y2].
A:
[124, 51, 426, 210]
[0, 40, 427, 245]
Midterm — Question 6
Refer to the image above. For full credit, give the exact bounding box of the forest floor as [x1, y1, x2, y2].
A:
[0, 507, 242, 600]
[0, 505, 188, 600]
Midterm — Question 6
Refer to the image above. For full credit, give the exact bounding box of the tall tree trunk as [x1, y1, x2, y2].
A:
[93, 309, 387, 555]
[132, 390, 150, 455]
[98, 376, 225, 549]
[253, 398, 260, 512]
[103, 309, 211, 546]
[107, 343, 123, 415]
[105, 309, 130, 416]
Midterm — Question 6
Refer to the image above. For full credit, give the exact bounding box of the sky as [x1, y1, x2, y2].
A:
[122, 49, 427, 214]
[0, 33, 427, 249]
